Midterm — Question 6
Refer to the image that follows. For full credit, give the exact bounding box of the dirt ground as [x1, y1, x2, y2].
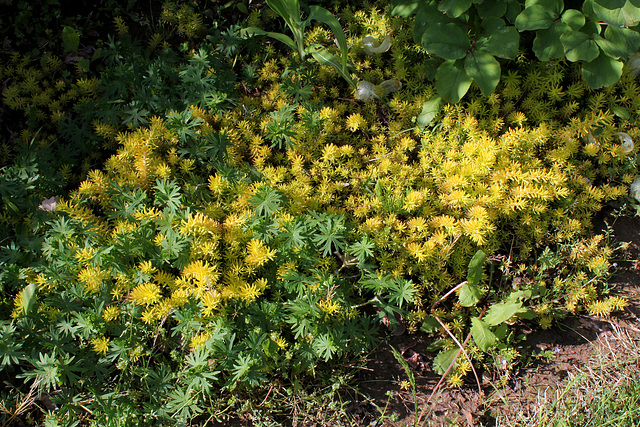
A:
[347, 212, 640, 427]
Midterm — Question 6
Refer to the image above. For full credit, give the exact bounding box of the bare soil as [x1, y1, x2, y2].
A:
[346, 212, 640, 427]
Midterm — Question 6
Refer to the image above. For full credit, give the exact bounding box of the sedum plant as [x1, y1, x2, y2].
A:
[5, 110, 415, 424]
[2, 3, 640, 424]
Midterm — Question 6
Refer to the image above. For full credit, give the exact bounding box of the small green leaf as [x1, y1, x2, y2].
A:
[467, 250, 487, 286]
[250, 185, 282, 217]
[390, 0, 421, 17]
[348, 235, 375, 265]
[612, 105, 631, 120]
[436, 60, 473, 103]
[420, 316, 441, 333]
[506, 290, 532, 303]
[62, 26, 80, 53]
[476, 1, 508, 18]
[471, 317, 497, 351]
[459, 283, 482, 307]
[483, 300, 523, 326]
[561, 9, 586, 30]
[464, 50, 501, 96]
[476, 17, 519, 59]
[21, 283, 37, 316]
[438, 0, 473, 18]
[582, 52, 624, 88]
[494, 324, 508, 339]
[433, 347, 459, 375]
[421, 23, 471, 60]
[262, 338, 280, 357]
[533, 22, 570, 61]
[581, 20, 602, 36]
[561, 30, 600, 62]
[389, 279, 418, 308]
[516, 308, 537, 320]
[417, 95, 443, 129]
[515, 5, 558, 31]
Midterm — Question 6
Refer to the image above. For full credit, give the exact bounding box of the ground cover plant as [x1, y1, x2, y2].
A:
[2, 0, 640, 425]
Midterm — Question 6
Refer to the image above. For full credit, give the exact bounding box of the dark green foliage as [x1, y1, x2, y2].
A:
[393, 0, 640, 104]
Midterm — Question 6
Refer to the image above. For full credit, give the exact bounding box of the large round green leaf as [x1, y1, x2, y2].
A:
[476, 17, 520, 59]
[594, 0, 626, 8]
[515, 5, 558, 30]
[436, 60, 473, 103]
[533, 22, 570, 61]
[413, 3, 453, 44]
[390, 0, 421, 17]
[593, 0, 640, 26]
[438, 0, 473, 18]
[476, 1, 508, 18]
[421, 23, 471, 60]
[561, 30, 600, 62]
[464, 50, 501, 97]
[605, 25, 640, 56]
[582, 52, 624, 88]
[561, 9, 586, 30]
[526, 0, 564, 15]
[595, 35, 628, 59]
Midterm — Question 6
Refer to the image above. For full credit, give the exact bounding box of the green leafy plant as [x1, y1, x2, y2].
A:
[245, 0, 356, 88]
[392, 0, 640, 106]
[2, 2, 640, 425]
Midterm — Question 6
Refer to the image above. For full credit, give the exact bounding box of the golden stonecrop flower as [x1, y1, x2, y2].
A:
[91, 336, 110, 356]
[191, 332, 212, 350]
[138, 260, 157, 276]
[103, 305, 120, 322]
[239, 278, 268, 302]
[406, 241, 428, 263]
[346, 113, 367, 132]
[208, 173, 227, 194]
[78, 265, 108, 294]
[128, 282, 162, 306]
[403, 190, 424, 212]
[201, 289, 222, 317]
[182, 260, 219, 288]
[74, 247, 96, 263]
[318, 298, 341, 316]
[245, 239, 277, 268]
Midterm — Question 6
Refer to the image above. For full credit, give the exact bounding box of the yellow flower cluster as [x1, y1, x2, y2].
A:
[78, 265, 109, 294]
[245, 239, 277, 268]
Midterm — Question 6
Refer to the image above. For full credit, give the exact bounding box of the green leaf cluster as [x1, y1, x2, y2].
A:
[392, 0, 640, 106]
[244, 0, 356, 87]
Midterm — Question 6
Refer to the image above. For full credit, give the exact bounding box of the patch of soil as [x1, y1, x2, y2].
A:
[348, 213, 640, 426]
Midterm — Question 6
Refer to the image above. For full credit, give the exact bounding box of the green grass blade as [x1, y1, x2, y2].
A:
[310, 47, 356, 88]
[243, 27, 297, 52]
[308, 6, 350, 74]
